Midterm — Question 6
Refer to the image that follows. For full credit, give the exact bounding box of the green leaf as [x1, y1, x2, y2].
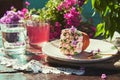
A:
[74, 52, 78, 55]
[104, 30, 109, 39]
[95, 23, 105, 37]
[92, 0, 120, 39]
[103, 6, 109, 16]
[91, 0, 95, 8]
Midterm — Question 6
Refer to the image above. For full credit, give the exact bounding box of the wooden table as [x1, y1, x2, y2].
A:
[0, 67, 120, 80]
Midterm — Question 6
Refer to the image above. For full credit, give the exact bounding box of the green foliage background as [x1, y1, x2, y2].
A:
[91, 0, 120, 39]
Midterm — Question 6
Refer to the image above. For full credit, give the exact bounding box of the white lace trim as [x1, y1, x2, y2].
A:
[0, 56, 85, 75]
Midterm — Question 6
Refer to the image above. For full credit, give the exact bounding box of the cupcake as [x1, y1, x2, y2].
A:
[60, 26, 90, 55]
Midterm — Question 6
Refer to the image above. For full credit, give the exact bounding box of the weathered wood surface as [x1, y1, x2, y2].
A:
[0, 70, 120, 80]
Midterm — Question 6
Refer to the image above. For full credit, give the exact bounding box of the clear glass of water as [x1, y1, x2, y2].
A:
[0, 23, 26, 55]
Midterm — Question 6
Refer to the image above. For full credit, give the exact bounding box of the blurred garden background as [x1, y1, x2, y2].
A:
[1, 0, 120, 40]
[23, 0, 101, 27]
[0, 0, 101, 27]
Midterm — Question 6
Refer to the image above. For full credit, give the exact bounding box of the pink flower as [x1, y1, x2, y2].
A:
[64, 7, 81, 27]
[66, 0, 76, 6]
[25, 1, 30, 6]
[57, 3, 63, 11]
[64, 0, 77, 9]
[101, 74, 107, 80]
[89, 33, 93, 38]
[91, 26, 96, 32]
[10, 6, 15, 10]
[64, 13, 73, 19]
[43, 0, 85, 39]
[22, 8, 28, 14]
[55, 22, 61, 27]
[70, 7, 80, 16]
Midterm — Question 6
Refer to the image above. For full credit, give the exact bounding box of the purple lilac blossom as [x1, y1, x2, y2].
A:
[70, 26, 76, 33]
[0, 16, 7, 24]
[17, 10, 25, 18]
[51, 0, 84, 39]
[11, 16, 20, 23]
[5, 18, 11, 24]
[0, 10, 25, 24]
[72, 40, 77, 45]
[57, 3, 63, 11]
[64, 0, 77, 9]
[64, 7, 81, 27]
[57, 0, 77, 11]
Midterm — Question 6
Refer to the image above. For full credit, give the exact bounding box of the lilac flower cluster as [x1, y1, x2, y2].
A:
[64, 7, 81, 28]
[48, 0, 85, 40]
[57, 0, 82, 28]
[0, 7, 25, 24]
[70, 26, 77, 33]
[57, 0, 76, 10]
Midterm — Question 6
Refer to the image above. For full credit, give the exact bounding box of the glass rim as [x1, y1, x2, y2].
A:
[26, 20, 50, 27]
[26, 20, 49, 23]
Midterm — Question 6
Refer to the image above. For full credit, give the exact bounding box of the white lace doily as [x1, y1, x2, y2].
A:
[0, 56, 85, 75]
